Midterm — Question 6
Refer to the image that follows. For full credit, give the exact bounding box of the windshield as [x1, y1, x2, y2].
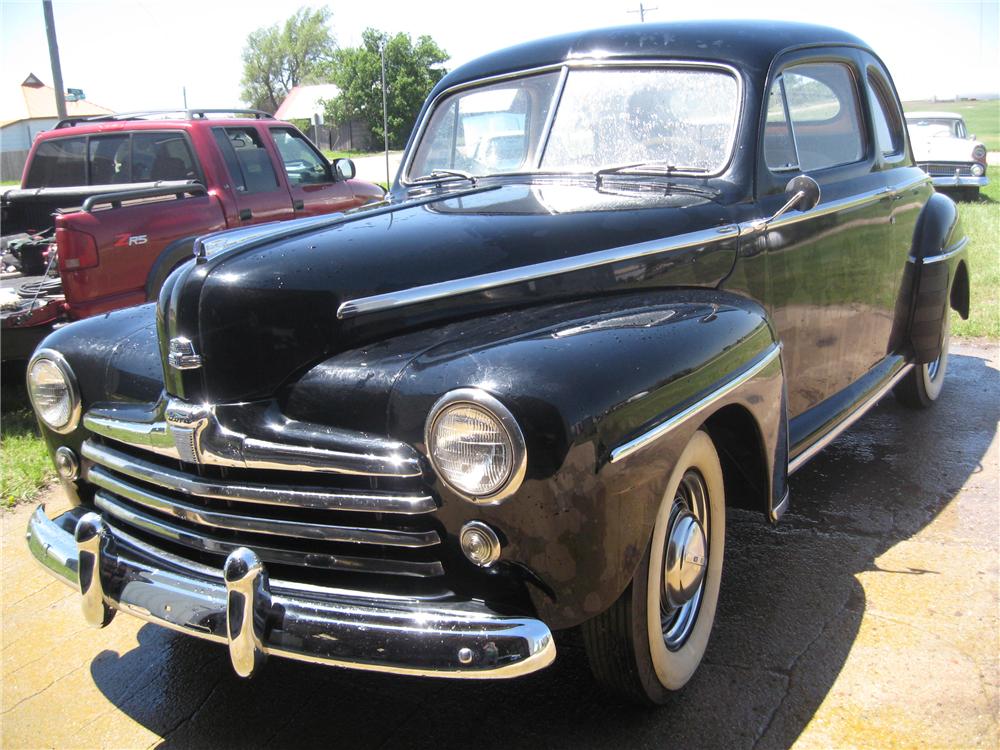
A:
[407, 66, 740, 180]
[906, 118, 964, 138]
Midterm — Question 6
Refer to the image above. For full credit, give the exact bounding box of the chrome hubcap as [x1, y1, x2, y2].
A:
[661, 469, 710, 651]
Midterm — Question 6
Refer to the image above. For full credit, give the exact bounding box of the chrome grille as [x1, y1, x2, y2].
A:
[81, 439, 445, 579]
[919, 162, 974, 176]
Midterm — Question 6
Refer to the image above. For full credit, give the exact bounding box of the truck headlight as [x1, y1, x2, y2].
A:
[425, 388, 526, 502]
[27, 349, 81, 433]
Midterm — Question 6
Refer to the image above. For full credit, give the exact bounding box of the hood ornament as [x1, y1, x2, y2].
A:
[168, 337, 202, 370]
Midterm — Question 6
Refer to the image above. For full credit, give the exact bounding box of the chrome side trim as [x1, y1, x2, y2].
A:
[610, 344, 782, 464]
[338, 225, 739, 319]
[26, 505, 556, 679]
[912, 236, 969, 265]
[788, 363, 913, 474]
[81, 441, 436, 514]
[87, 466, 440, 547]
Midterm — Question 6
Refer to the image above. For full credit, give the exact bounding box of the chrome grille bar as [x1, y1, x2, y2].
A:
[94, 493, 445, 578]
[87, 466, 440, 548]
[82, 441, 436, 515]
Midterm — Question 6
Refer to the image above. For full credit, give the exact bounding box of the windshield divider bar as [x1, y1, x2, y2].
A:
[535, 66, 569, 170]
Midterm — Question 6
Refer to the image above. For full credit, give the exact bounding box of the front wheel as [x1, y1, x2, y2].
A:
[896, 313, 951, 409]
[582, 429, 725, 705]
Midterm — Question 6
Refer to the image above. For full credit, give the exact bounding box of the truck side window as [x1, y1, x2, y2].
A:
[215, 127, 280, 194]
[24, 137, 86, 187]
[782, 62, 864, 172]
[133, 133, 199, 182]
[270, 128, 331, 185]
[88, 135, 131, 185]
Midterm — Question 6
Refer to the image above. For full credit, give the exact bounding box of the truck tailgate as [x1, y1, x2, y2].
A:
[56, 192, 226, 319]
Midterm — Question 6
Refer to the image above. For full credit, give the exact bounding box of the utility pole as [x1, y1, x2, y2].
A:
[628, 2, 658, 22]
[380, 39, 390, 186]
[182, 86, 188, 110]
[42, 0, 67, 119]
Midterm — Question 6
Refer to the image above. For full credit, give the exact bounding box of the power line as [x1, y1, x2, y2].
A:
[628, 3, 658, 22]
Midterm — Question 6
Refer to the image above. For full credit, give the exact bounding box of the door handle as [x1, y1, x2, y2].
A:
[293, 199, 304, 210]
[239, 208, 252, 221]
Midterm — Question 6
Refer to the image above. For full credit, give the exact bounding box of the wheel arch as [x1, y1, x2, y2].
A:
[144, 235, 198, 301]
[702, 403, 772, 520]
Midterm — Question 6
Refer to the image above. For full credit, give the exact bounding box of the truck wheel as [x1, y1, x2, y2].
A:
[895, 312, 951, 409]
[582, 429, 725, 705]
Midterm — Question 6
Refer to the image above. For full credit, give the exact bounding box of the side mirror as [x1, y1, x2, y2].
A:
[752, 175, 821, 231]
[970, 133, 976, 140]
[334, 158, 356, 181]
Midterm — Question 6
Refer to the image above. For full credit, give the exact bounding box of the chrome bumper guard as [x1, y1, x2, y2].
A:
[26, 504, 555, 679]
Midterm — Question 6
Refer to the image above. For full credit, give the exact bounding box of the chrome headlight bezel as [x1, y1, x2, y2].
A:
[424, 388, 527, 504]
[970, 162, 985, 177]
[26, 348, 81, 434]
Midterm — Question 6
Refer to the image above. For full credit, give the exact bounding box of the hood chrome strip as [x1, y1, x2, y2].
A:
[337, 224, 739, 319]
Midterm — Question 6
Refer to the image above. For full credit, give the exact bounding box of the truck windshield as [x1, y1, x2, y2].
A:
[407, 66, 740, 181]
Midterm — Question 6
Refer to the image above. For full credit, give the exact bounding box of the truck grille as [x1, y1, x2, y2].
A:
[80, 439, 446, 582]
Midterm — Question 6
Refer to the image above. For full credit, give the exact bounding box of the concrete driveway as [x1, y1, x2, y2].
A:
[2, 340, 997, 749]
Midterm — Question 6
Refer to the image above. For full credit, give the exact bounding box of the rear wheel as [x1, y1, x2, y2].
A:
[582, 429, 725, 705]
[896, 312, 951, 409]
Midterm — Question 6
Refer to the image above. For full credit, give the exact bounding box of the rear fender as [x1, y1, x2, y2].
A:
[893, 191, 968, 363]
[381, 290, 786, 629]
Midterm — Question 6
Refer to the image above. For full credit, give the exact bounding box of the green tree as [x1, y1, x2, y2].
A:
[326, 29, 447, 149]
[241, 7, 336, 113]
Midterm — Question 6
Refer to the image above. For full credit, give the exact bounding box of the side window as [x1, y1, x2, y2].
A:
[763, 79, 798, 171]
[270, 128, 330, 185]
[133, 133, 199, 182]
[24, 137, 86, 187]
[88, 135, 131, 184]
[216, 127, 280, 193]
[782, 63, 865, 172]
[866, 70, 904, 157]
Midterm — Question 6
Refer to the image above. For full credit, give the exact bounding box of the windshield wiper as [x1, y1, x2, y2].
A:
[592, 162, 719, 198]
[409, 169, 477, 186]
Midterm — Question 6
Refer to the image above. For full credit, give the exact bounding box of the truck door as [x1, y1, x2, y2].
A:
[211, 127, 294, 225]
[268, 126, 357, 217]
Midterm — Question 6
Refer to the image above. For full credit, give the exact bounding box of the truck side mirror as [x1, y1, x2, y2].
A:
[785, 175, 821, 212]
[334, 159, 356, 181]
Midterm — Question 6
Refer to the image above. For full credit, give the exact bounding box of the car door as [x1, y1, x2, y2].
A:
[268, 126, 357, 217]
[755, 51, 895, 419]
[211, 126, 295, 226]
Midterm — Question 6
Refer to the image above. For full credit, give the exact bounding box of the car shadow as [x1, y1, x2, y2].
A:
[87, 350, 999, 750]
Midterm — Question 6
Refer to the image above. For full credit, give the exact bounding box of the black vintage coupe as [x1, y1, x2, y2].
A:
[25, 21, 968, 705]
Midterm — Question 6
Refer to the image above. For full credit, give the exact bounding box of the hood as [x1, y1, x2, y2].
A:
[909, 131, 984, 163]
[159, 183, 742, 403]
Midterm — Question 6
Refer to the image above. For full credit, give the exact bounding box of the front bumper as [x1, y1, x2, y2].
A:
[26, 504, 555, 679]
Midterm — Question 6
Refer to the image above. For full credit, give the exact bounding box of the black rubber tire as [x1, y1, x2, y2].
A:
[581, 430, 725, 706]
[896, 313, 951, 409]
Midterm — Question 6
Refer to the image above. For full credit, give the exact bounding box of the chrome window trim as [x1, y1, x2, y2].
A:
[424, 388, 527, 504]
[27, 348, 82, 435]
[610, 344, 782, 463]
[337, 224, 739, 319]
[401, 58, 744, 185]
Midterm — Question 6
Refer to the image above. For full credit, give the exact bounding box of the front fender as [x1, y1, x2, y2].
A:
[384, 290, 785, 629]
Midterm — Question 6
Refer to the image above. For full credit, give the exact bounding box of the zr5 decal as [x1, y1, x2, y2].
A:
[114, 234, 148, 247]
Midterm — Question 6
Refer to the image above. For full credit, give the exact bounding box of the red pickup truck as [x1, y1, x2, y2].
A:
[1, 109, 384, 361]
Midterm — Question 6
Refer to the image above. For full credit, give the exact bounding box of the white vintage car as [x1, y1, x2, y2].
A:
[905, 111, 989, 198]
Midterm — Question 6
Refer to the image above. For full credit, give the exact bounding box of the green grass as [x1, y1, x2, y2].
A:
[950, 178, 1000, 338]
[903, 99, 1000, 151]
[1, 179, 19, 187]
[1, 374, 53, 508]
[323, 150, 381, 161]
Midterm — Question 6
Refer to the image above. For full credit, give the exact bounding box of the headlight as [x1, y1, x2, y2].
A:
[27, 349, 81, 433]
[971, 163, 985, 177]
[425, 388, 526, 502]
[972, 144, 986, 161]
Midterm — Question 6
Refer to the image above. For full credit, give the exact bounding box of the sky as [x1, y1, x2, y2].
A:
[1, 0, 998, 117]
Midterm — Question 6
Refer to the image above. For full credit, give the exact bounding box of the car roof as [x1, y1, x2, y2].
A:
[905, 111, 962, 120]
[435, 20, 871, 94]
